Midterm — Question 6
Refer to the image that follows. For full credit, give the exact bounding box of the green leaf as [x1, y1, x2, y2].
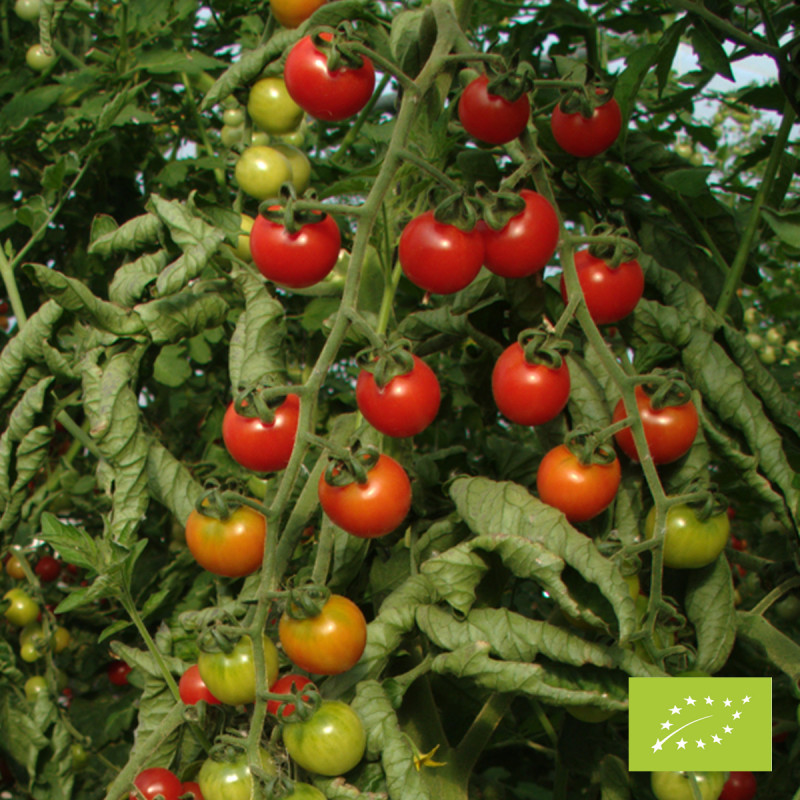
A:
[134, 49, 225, 75]
[109, 250, 169, 306]
[145, 437, 204, 525]
[761, 207, 800, 249]
[88, 212, 164, 256]
[153, 343, 192, 387]
[594, 754, 631, 800]
[689, 20, 734, 81]
[662, 167, 712, 197]
[39, 513, 100, 571]
[390, 7, 437, 78]
[685, 556, 736, 674]
[654, 17, 690, 96]
[736, 611, 800, 684]
[136, 289, 229, 345]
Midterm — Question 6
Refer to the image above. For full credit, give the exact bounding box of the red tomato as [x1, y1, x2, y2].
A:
[492, 343, 570, 426]
[612, 386, 698, 464]
[284, 33, 375, 122]
[130, 768, 182, 800]
[481, 190, 559, 278]
[536, 443, 621, 522]
[719, 771, 757, 800]
[269, 0, 326, 28]
[179, 665, 221, 706]
[34, 555, 61, 582]
[222, 394, 299, 472]
[250, 211, 341, 289]
[551, 96, 622, 158]
[181, 781, 204, 800]
[267, 673, 314, 717]
[458, 75, 530, 145]
[399, 211, 484, 294]
[184, 505, 266, 577]
[356, 355, 440, 437]
[279, 595, 366, 675]
[108, 661, 132, 686]
[318, 453, 411, 538]
[560, 249, 644, 325]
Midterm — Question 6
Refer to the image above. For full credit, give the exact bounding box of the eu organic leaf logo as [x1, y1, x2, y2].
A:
[628, 677, 771, 771]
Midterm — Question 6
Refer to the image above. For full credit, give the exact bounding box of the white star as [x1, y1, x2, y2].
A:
[704, 696, 714, 705]
[696, 739, 706, 749]
[712, 735, 722, 744]
[724, 698, 732, 707]
[652, 739, 664, 752]
[676, 739, 687, 749]
[670, 705, 682, 715]
[685, 696, 696, 706]
[733, 711, 741, 720]
[661, 721, 673, 730]
[724, 725, 733, 734]
[742, 696, 750, 704]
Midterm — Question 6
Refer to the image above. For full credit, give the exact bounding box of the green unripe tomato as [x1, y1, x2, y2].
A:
[26, 44, 56, 72]
[743, 307, 758, 326]
[651, 771, 726, 800]
[272, 143, 311, 194]
[689, 152, 704, 166]
[774, 594, 800, 622]
[223, 107, 245, 127]
[197, 634, 279, 705]
[24, 675, 48, 702]
[675, 143, 693, 159]
[14, 0, 40, 21]
[247, 77, 304, 134]
[285, 783, 326, 800]
[235, 214, 254, 261]
[759, 344, 777, 364]
[70, 742, 89, 771]
[53, 626, 71, 653]
[234, 145, 292, 201]
[198, 748, 275, 800]
[3, 588, 39, 626]
[765, 327, 783, 345]
[645, 505, 730, 569]
[250, 131, 270, 147]
[785, 339, 800, 356]
[221, 124, 245, 148]
[745, 332, 762, 348]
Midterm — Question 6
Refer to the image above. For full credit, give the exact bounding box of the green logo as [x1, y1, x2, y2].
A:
[628, 677, 772, 771]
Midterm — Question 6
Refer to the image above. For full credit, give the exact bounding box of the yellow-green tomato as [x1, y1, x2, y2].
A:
[198, 747, 275, 800]
[221, 124, 245, 148]
[197, 634, 279, 705]
[26, 44, 56, 71]
[247, 77, 304, 134]
[651, 771, 726, 800]
[24, 675, 48, 702]
[222, 107, 245, 127]
[14, 0, 40, 21]
[644, 505, 730, 569]
[3, 588, 39, 626]
[250, 131, 271, 147]
[235, 214, 254, 261]
[53, 626, 71, 653]
[285, 783, 326, 800]
[234, 146, 292, 201]
[273, 144, 310, 194]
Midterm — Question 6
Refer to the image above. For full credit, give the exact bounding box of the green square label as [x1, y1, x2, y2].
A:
[628, 677, 772, 771]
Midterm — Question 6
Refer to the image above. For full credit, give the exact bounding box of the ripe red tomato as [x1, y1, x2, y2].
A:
[492, 343, 570, 426]
[612, 386, 698, 464]
[222, 394, 299, 472]
[184, 505, 265, 577]
[181, 782, 204, 800]
[318, 453, 412, 538]
[284, 33, 375, 122]
[179, 665, 221, 706]
[130, 768, 182, 800]
[458, 75, 530, 145]
[356, 355, 441, 437]
[481, 190, 559, 278]
[249, 211, 340, 289]
[108, 661, 132, 686]
[34, 555, 61, 582]
[279, 594, 366, 675]
[267, 673, 314, 717]
[399, 211, 485, 294]
[719, 771, 757, 800]
[560, 249, 644, 325]
[551, 96, 622, 158]
[536, 443, 621, 522]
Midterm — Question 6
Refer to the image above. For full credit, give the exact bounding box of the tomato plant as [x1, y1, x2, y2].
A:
[184, 504, 266, 577]
[283, 700, 366, 776]
[491, 342, 570, 426]
[650, 771, 726, 800]
[269, 0, 326, 28]
[458, 75, 530, 145]
[612, 386, 699, 464]
[644, 504, 730, 569]
[129, 768, 183, 800]
[234, 145, 293, 201]
[3, 588, 39, 626]
[399, 211, 485, 294]
[222, 394, 300, 473]
[197, 635, 279, 705]
[560, 249, 644, 325]
[551, 96, 622, 158]
[719, 772, 756, 800]
[318, 453, 412, 538]
[197, 749, 275, 800]
[536, 444, 621, 522]
[267, 673, 313, 717]
[284, 33, 375, 122]
[356, 355, 441, 437]
[108, 661, 132, 686]
[279, 594, 366, 675]
[247, 77, 304, 134]
[249, 211, 341, 289]
[179, 665, 221, 706]
[480, 190, 559, 278]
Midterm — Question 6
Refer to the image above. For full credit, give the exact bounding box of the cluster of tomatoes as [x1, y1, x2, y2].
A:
[650, 769, 757, 800]
[13, 0, 57, 72]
